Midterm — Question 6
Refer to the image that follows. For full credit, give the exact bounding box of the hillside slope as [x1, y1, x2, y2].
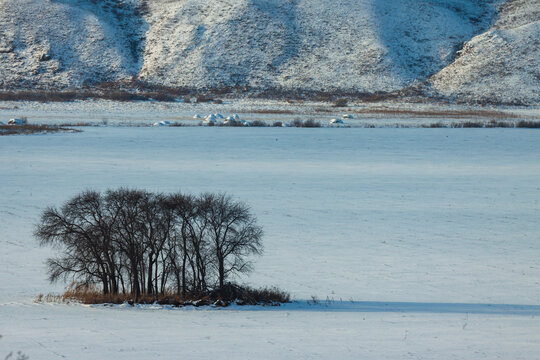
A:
[139, 0, 494, 92]
[430, 0, 540, 105]
[0, 0, 538, 104]
[0, 0, 146, 88]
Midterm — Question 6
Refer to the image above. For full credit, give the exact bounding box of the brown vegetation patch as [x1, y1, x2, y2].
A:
[0, 124, 81, 135]
[420, 120, 540, 128]
[351, 108, 524, 119]
[332, 98, 349, 108]
[241, 109, 295, 115]
[38, 283, 290, 307]
[0, 82, 536, 109]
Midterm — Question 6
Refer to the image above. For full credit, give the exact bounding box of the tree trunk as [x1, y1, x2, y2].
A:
[132, 264, 140, 301]
[219, 258, 225, 289]
[102, 277, 109, 295]
[181, 260, 187, 295]
[182, 239, 187, 296]
[147, 254, 154, 295]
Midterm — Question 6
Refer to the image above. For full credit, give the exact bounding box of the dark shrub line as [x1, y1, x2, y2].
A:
[421, 120, 540, 128]
[516, 120, 540, 128]
[1, 80, 536, 106]
[0, 124, 80, 135]
[0, 90, 179, 103]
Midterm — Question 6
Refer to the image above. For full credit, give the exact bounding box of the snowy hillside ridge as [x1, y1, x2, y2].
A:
[430, 0, 540, 105]
[138, 0, 494, 92]
[0, 0, 538, 104]
[0, 0, 147, 88]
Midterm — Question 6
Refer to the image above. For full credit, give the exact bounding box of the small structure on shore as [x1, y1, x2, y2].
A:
[8, 118, 25, 125]
[153, 120, 171, 126]
[330, 118, 344, 124]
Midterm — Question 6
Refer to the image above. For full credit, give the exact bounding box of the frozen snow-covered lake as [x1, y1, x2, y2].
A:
[1, 127, 539, 359]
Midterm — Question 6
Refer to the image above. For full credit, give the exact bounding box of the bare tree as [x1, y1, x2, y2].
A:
[35, 191, 113, 293]
[200, 193, 263, 288]
[106, 188, 148, 301]
[36, 189, 265, 300]
[167, 193, 196, 296]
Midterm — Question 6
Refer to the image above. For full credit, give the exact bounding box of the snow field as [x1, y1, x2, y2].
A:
[1, 99, 538, 128]
[1, 126, 539, 358]
[2, 302, 540, 359]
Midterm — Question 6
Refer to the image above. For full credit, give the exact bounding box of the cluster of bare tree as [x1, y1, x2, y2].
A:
[35, 189, 263, 301]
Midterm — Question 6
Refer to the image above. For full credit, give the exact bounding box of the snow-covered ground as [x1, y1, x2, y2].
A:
[1, 126, 539, 358]
[1, 99, 538, 128]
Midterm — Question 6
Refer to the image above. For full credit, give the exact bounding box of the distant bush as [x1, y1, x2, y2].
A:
[302, 119, 321, 128]
[148, 92, 176, 102]
[169, 122, 185, 127]
[0, 89, 180, 103]
[332, 98, 348, 107]
[0, 91, 78, 102]
[485, 120, 512, 128]
[224, 119, 242, 127]
[272, 121, 283, 127]
[196, 95, 214, 103]
[290, 118, 321, 128]
[104, 91, 146, 102]
[517, 120, 540, 128]
[422, 122, 446, 128]
[290, 118, 303, 127]
[0, 124, 80, 136]
[421, 120, 528, 128]
[461, 121, 485, 128]
[250, 120, 267, 127]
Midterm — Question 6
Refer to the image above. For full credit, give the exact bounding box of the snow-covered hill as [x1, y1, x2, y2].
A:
[0, 0, 146, 88]
[0, 0, 538, 104]
[139, 0, 494, 93]
[430, 0, 540, 105]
